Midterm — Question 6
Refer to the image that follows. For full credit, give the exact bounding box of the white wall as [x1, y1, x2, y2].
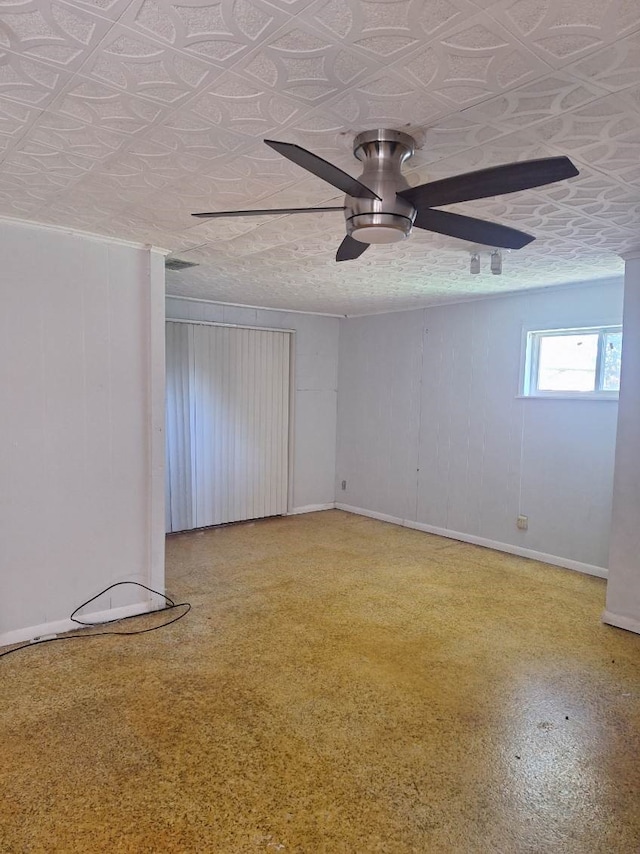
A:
[0, 221, 166, 646]
[166, 297, 339, 512]
[337, 280, 623, 572]
[605, 257, 640, 634]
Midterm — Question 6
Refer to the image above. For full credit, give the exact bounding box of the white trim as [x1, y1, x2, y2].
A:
[0, 601, 162, 649]
[287, 333, 296, 515]
[343, 276, 624, 317]
[148, 251, 166, 594]
[335, 504, 399, 525]
[335, 504, 608, 579]
[515, 394, 619, 401]
[0, 215, 170, 253]
[166, 318, 296, 334]
[165, 294, 344, 318]
[520, 324, 622, 399]
[601, 611, 640, 635]
[288, 503, 335, 515]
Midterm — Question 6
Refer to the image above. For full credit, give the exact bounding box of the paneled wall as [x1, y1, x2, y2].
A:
[0, 222, 166, 645]
[337, 280, 624, 571]
[605, 257, 640, 633]
[166, 297, 339, 512]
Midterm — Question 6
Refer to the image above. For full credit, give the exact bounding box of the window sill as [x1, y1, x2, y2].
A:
[517, 394, 619, 401]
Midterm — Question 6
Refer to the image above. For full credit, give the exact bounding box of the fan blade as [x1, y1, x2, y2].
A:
[414, 208, 534, 249]
[336, 235, 369, 262]
[399, 156, 579, 208]
[192, 206, 345, 219]
[265, 139, 380, 201]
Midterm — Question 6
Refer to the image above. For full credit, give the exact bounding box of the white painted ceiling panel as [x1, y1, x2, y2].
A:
[1, 0, 638, 313]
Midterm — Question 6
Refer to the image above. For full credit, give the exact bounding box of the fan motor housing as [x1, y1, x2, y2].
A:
[346, 129, 417, 244]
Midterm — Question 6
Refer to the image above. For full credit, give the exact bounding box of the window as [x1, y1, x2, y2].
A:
[522, 326, 622, 398]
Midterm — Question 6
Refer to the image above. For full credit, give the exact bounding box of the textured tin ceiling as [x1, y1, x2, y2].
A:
[1, 0, 638, 314]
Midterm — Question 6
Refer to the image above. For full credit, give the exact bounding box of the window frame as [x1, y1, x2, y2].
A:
[520, 325, 622, 400]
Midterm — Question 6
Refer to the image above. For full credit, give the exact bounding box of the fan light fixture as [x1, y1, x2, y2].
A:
[350, 221, 411, 244]
[491, 249, 503, 275]
[470, 253, 481, 274]
[191, 131, 579, 262]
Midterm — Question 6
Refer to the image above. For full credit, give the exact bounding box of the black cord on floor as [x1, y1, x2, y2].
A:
[0, 582, 191, 660]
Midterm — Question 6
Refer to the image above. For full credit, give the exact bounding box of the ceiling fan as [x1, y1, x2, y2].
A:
[192, 129, 579, 262]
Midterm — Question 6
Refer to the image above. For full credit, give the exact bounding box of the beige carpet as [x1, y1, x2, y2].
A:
[1, 510, 639, 853]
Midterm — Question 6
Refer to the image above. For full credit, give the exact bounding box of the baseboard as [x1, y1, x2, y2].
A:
[288, 503, 336, 515]
[601, 611, 640, 635]
[335, 503, 400, 525]
[0, 600, 160, 649]
[335, 503, 608, 579]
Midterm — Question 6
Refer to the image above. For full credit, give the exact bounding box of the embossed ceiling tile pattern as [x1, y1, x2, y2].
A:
[617, 234, 640, 255]
[530, 93, 640, 157]
[615, 81, 640, 116]
[115, 199, 196, 232]
[117, 138, 217, 177]
[227, 138, 318, 182]
[37, 207, 106, 229]
[543, 165, 637, 199]
[186, 72, 304, 139]
[414, 130, 559, 183]
[219, 206, 343, 247]
[325, 69, 449, 129]
[0, 0, 638, 313]
[0, 0, 113, 71]
[233, 19, 380, 105]
[575, 132, 640, 188]
[567, 30, 640, 91]
[402, 113, 506, 171]
[78, 24, 219, 104]
[42, 187, 129, 217]
[255, 174, 342, 207]
[0, 51, 71, 106]
[0, 96, 41, 151]
[177, 210, 273, 242]
[4, 139, 96, 178]
[143, 117, 248, 160]
[395, 13, 551, 108]
[26, 110, 131, 158]
[163, 239, 623, 314]
[79, 155, 180, 192]
[56, 0, 134, 22]
[0, 171, 49, 207]
[491, 0, 640, 67]
[53, 79, 164, 132]
[163, 166, 290, 212]
[538, 165, 640, 229]
[0, 194, 41, 217]
[0, 164, 70, 194]
[452, 71, 609, 132]
[85, 157, 182, 190]
[449, 189, 552, 231]
[106, 214, 191, 246]
[119, 0, 289, 67]
[276, 103, 361, 150]
[307, 0, 480, 59]
[462, 190, 636, 250]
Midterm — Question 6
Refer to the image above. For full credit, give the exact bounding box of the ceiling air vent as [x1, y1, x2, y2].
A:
[165, 258, 199, 271]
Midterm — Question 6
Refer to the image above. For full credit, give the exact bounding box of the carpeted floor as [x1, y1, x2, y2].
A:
[1, 509, 639, 853]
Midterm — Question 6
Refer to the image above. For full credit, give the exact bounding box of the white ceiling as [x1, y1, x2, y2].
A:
[1, 0, 638, 314]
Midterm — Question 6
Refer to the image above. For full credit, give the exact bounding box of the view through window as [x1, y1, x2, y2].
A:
[523, 326, 622, 397]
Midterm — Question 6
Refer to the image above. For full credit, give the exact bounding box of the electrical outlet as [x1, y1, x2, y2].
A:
[516, 515, 528, 530]
[341, 480, 347, 490]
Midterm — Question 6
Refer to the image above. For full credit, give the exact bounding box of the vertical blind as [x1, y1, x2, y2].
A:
[165, 322, 291, 533]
